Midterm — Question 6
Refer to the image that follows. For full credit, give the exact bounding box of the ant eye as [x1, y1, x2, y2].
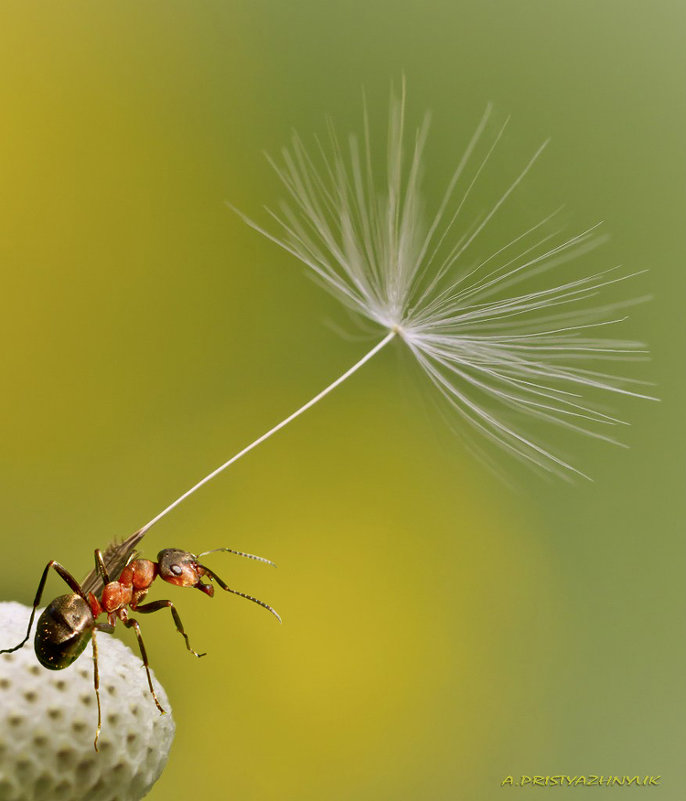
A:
[170, 565, 183, 576]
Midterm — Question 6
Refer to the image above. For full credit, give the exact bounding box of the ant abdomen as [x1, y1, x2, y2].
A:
[34, 594, 94, 671]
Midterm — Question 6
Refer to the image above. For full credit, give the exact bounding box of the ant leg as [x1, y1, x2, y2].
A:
[96, 622, 115, 634]
[89, 622, 115, 752]
[0, 561, 86, 654]
[91, 627, 103, 752]
[199, 565, 282, 623]
[134, 600, 206, 658]
[93, 549, 111, 585]
[122, 618, 166, 715]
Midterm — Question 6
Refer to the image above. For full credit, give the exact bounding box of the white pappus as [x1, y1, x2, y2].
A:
[228, 86, 655, 484]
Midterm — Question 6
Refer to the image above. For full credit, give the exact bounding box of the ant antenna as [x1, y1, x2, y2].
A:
[200, 565, 282, 623]
[196, 548, 276, 568]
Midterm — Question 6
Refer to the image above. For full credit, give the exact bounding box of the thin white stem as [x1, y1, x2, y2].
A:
[137, 331, 397, 537]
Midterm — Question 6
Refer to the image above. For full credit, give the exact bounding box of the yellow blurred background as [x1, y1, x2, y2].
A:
[0, 1, 683, 798]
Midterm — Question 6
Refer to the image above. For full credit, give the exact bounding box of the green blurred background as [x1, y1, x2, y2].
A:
[0, 1, 683, 798]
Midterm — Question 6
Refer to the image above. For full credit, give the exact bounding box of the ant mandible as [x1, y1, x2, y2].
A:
[0, 535, 280, 750]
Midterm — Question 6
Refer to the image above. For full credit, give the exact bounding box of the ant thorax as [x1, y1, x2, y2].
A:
[96, 559, 158, 616]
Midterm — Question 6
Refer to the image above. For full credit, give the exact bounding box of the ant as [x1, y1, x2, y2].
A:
[0, 531, 280, 750]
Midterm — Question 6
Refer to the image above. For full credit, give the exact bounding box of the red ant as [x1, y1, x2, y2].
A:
[0, 533, 279, 750]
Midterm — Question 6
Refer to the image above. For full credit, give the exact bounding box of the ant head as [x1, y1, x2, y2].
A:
[156, 549, 214, 596]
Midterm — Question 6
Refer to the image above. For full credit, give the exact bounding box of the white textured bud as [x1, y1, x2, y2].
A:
[0, 601, 175, 801]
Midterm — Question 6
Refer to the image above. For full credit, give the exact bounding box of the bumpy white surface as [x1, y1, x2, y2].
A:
[0, 602, 175, 801]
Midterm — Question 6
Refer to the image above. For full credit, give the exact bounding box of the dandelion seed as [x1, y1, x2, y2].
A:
[139, 85, 653, 536]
